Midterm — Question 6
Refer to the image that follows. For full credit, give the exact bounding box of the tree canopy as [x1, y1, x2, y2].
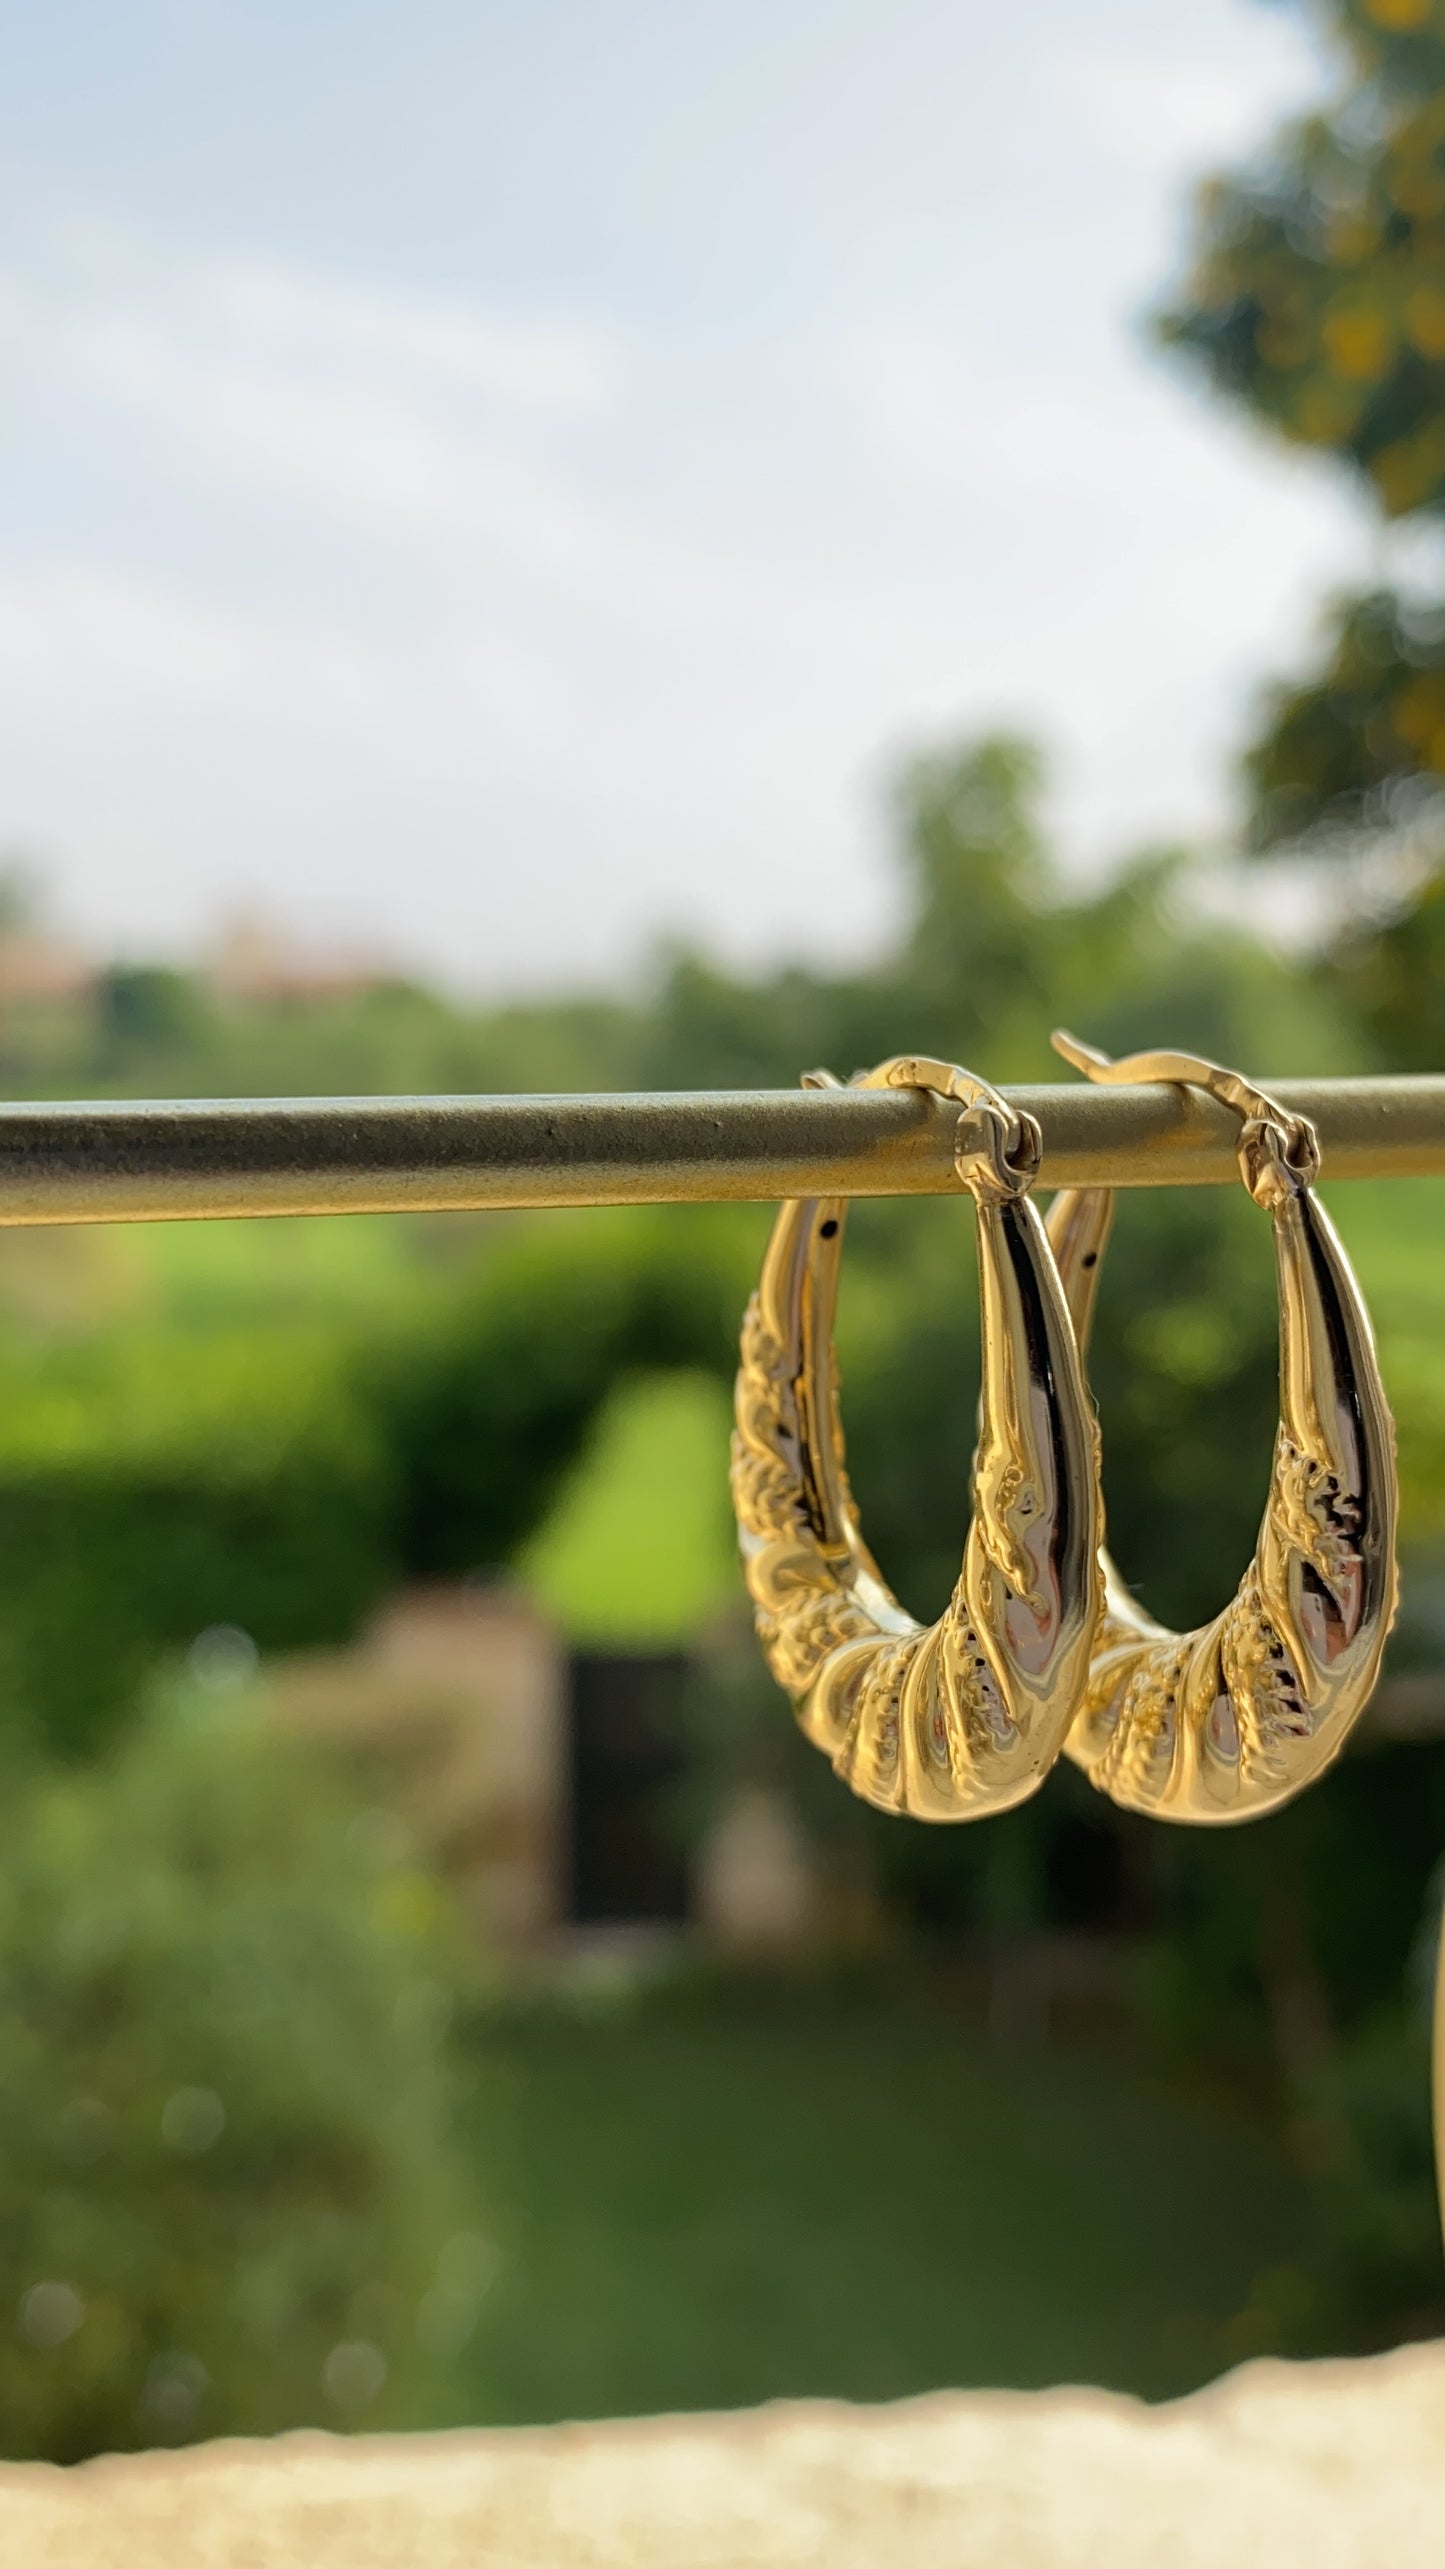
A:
[1159, 0, 1445, 897]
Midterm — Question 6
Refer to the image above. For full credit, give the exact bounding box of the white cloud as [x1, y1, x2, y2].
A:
[212, 262, 625, 413]
[1043, 19, 1319, 174]
[0, 0, 1368, 995]
[38, 251, 625, 583]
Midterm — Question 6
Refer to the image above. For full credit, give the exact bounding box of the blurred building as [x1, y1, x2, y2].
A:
[204, 910, 391, 1005]
[265, 1582, 567, 1949]
[0, 928, 97, 1006]
[265, 1578, 821, 1962]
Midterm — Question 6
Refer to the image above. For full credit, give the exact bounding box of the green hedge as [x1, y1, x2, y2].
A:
[377, 1208, 755, 1580]
[0, 1331, 393, 1755]
[0, 1705, 475, 2459]
[0, 1209, 757, 1761]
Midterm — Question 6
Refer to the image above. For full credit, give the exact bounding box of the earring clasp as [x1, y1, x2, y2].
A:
[1051, 1029, 1320, 1202]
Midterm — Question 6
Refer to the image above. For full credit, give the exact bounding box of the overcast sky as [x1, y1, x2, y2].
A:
[0, 0, 1374, 991]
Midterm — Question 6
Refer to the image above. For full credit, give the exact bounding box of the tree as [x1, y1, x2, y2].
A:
[1158, 0, 1445, 952]
[1160, 2, 1445, 526]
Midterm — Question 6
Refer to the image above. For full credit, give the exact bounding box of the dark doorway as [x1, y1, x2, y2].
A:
[567, 1652, 691, 1924]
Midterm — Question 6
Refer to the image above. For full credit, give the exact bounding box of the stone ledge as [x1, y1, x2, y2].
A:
[5, 2342, 1444, 2568]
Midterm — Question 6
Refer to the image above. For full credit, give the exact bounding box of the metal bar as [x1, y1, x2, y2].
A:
[0, 1075, 1437, 1224]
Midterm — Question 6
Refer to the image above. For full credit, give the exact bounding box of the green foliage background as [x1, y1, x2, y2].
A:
[10, 0, 1445, 2454]
[1, 716, 1443, 2388]
[0, 1705, 474, 2461]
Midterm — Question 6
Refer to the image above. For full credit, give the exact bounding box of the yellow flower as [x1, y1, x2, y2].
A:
[1366, 0, 1431, 27]
[1393, 674, 1445, 748]
[1374, 426, 1445, 512]
[1405, 285, 1445, 357]
[1322, 305, 1395, 381]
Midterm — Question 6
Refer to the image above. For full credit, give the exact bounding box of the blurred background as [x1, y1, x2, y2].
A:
[4, 0, 1445, 2464]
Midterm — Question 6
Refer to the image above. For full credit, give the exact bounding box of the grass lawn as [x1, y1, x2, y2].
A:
[519, 1370, 737, 1646]
[436, 1983, 1301, 2428]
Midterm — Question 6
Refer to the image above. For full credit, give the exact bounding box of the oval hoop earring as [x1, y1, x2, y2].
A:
[1046, 1032, 1399, 1824]
[730, 1055, 1102, 1820]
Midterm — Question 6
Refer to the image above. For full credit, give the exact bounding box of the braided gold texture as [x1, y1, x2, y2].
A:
[731, 1061, 1103, 1820]
[1047, 1175, 1399, 1824]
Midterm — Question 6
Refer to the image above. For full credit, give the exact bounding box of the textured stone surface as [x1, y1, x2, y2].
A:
[5, 2343, 1444, 2567]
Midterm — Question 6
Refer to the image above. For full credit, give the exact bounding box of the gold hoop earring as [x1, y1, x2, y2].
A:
[730, 1055, 1103, 1820]
[1047, 1032, 1399, 1824]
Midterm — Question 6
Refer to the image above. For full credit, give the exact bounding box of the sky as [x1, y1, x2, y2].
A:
[0, 0, 1379, 992]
